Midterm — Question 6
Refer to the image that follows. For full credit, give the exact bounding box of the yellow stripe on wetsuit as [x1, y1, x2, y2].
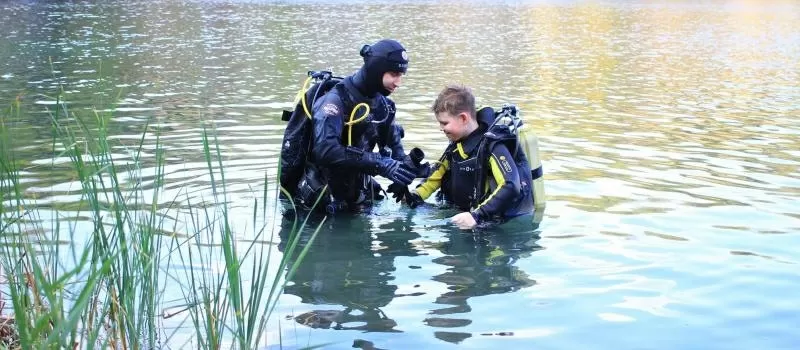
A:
[474, 154, 507, 210]
[416, 159, 448, 199]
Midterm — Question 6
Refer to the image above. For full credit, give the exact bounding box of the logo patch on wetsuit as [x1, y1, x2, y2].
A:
[499, 155, 512, 173]
[322, 103, 339, 115]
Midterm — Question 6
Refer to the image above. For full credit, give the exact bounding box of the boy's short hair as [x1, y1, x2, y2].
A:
[432, 85, 476, 119]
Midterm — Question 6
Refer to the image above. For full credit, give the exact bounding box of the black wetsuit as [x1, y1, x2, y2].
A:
[309, 75, 404, 205]
[416, 124, 532, 223]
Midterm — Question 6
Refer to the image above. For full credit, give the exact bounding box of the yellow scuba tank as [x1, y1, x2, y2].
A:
[492, 104, 546, 225]
[496, 104, 546, 212]
[518, 126, 546, 211]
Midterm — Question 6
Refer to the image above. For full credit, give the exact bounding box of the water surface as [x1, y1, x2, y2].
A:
[1, 0, 799, 349]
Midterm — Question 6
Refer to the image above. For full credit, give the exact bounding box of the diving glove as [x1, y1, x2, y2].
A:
[386, 182, 409, 203]
[412, 161, 433, 178]
[347, 147, 415, 186]
[405, 191, 424, 209]
[376, 157, 415, 185]
[402, 147, 433, 179]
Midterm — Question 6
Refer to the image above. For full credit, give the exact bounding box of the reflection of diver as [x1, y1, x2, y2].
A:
[278, 212, 421, 333]
[426, 228, 541, 344]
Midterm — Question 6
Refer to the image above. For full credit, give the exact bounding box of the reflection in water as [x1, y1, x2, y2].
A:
[277, 211, 543, 345]
[2, 0, 800, 348]
[427, 227, 542, 344]
[278, 213, 421, 333]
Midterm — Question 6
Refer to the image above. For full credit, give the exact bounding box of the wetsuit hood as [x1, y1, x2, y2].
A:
[355, 39, 408, 97]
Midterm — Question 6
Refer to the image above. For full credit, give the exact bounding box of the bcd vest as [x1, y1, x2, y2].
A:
[439, 106, 539, 219]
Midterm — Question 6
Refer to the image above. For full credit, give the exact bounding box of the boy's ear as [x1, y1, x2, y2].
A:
[457, 112, 470, 123]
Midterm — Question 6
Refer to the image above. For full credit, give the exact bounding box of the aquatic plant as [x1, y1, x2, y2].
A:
[0, 91, 319, 348]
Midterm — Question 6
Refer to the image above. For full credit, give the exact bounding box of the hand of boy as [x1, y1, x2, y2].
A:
[450, 212, 477, 229]
[405, 191, 424, 208]
[386, 182, 408, 202]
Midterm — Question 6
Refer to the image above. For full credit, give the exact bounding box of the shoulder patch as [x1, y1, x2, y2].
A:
[322, 103, 340, 116]
[499, 155, 513, 173]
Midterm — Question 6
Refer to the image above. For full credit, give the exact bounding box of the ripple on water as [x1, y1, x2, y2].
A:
[2, 0, 799, 348]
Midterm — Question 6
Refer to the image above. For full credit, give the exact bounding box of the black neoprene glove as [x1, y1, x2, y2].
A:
[376, 157, 415, 185]
[347, 147, 416, 186]
[405, 191, 424, 208]
[386, 182, 409, 203]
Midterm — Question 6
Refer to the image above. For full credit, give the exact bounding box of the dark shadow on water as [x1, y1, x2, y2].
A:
[426, 217, 543, 344]
[277, 206, 544, 346]
[278, 210, 422, 333]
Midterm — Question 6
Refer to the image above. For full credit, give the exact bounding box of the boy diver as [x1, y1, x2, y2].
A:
[401, 85, 536, 229]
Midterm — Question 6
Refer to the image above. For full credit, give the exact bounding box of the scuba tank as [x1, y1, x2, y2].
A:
[279, 71, 342, 197]
[518, 124, 546, 225]
[490, 104, 546, 211]
[517, 126, 545, 210]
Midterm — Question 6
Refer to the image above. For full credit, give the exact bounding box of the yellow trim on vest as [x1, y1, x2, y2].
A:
[474, 154, 507, 210]
[456, 143, 468, 160]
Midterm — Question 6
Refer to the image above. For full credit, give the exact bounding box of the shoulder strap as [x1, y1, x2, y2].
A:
[332, 82, 356, 113]
[471, 139, 488, 207]
[470, 104, 524, 206]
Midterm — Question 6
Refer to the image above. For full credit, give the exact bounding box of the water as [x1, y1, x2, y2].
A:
[1, 0, 799, 348]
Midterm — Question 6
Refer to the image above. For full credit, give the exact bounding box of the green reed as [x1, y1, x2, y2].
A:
[0, 93, 319, 348]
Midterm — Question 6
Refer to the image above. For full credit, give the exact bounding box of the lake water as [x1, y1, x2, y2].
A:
[1, 0, 799, 349]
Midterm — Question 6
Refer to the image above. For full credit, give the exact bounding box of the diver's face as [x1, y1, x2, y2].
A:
[435, 111, 471, 142]
[382, 71, 403, 95]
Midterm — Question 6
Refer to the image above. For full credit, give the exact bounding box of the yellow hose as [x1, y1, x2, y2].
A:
[295, 76, 313, 119]
[346, 102, 370, 146]
[295, 75, 370, 146]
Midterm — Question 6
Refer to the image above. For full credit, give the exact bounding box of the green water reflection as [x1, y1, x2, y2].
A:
[2, 0, 799, 349]
[278, 213, 542, 343]
[279, 215, 421, 333]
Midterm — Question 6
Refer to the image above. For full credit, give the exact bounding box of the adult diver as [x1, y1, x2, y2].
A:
[280, 39, 428, 213]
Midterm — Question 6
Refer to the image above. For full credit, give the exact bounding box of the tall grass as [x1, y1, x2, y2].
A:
[0, 92, 319, 348]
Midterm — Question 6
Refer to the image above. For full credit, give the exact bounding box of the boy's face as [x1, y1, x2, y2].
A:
[435, 111, 470, 142]
[382, 71, 404, 95]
